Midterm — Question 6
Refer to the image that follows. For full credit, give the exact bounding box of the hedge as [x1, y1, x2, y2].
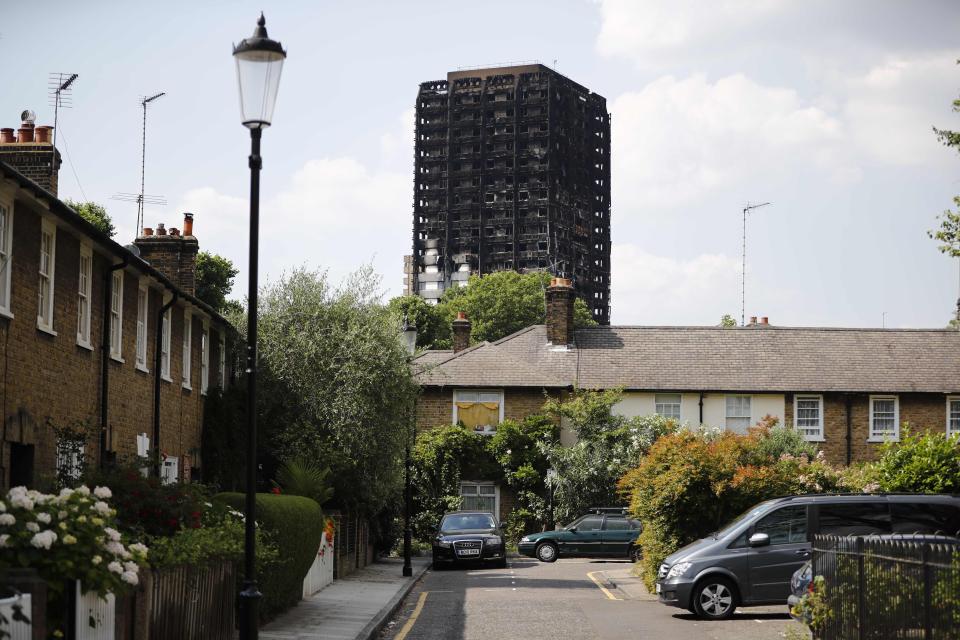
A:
[215, 492, 324, 621]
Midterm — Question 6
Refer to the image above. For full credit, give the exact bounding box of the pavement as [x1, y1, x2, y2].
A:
[378, 558, 809, 640]
[260, 557, 431, 640]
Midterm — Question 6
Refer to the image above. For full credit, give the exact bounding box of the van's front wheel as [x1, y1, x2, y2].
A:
[691, 577, 737, 620]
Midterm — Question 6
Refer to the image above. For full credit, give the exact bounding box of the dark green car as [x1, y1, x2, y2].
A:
[518, 509, 642, 562]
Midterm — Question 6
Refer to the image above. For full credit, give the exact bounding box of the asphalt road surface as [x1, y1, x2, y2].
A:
[380, 558, 803, 640]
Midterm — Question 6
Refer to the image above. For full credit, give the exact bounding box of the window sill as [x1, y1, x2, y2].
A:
[182, 383, 192, 391]
[867, 436, 899, 443]
[0, 308, 13, 320]
[136, 364, 150, 374]
[76, 339, 94, 352]
[37, 324, 57, 337]
[161, 374, 173, 383]
[803, 436, 826, 443]
[110, 353, 125, 364]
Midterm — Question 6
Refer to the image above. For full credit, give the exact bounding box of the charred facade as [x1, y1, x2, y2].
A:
[411, 64, 611, 324]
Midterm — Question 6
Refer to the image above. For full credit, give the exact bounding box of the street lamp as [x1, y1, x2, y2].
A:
[401, 315, 417, 577]
[233, 13, 285, 640]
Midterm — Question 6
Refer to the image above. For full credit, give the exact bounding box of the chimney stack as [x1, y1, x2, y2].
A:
[546, 277, 575, 346]
[749, 316, 757, 326]
[452, 311, 471, 353]
[0, 111, 61, 195]
[133, 214, 200, 296]
[760, 316, 769, 325]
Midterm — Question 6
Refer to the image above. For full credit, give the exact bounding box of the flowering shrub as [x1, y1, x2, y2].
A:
[0, 486, 148, 597]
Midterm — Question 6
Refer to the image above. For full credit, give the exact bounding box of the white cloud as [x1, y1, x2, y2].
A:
[611, 244, 741, 324]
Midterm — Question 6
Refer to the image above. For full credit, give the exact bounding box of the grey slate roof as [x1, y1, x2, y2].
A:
[413, 324, 960, 393]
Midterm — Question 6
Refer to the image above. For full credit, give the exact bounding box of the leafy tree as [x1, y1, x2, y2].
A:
[64, 199, 115, 238]
[387, 295, 450, 349]
[196, 251, 239, 313]
[929, 61, 960, 328]
[873, 428, 960, 494]
[272, 456, 335, 506]
[719, 314, 737, 328]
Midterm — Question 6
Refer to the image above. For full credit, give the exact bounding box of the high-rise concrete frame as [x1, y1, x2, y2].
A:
[411, 64, 611, 324]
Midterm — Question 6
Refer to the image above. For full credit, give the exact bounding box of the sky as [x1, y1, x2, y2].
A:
[2, 0, 960, 328]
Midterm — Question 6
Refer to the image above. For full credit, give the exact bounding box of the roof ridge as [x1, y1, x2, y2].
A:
[490, 324, 543, 346]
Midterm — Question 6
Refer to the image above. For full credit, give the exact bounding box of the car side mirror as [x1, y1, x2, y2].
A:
[567, 526, 577, 533]
[748, 532, 770, 547]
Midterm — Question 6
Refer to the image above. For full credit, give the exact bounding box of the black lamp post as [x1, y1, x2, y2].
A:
[401, 315, 417, 577]
[233, 14, 285, 640]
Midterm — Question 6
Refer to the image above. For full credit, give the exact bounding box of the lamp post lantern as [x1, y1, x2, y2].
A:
[401, 315, 417, 577]
[233, 13, 285, 640]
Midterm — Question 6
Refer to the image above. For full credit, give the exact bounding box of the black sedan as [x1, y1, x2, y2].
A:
[432, 511, 507, 568]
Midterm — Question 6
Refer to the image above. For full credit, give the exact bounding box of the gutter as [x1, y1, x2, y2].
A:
[698, 392, 704, 425]
[153, 291, 178, 478]
[99, 257, 128, 469]
[845, 394, 853, 466]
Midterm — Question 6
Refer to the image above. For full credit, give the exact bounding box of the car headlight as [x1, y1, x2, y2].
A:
[666, 562, 693, 579]
[520, 536, 531, 542]
[485, 536, 502, 546]
[436, 539, 451, 548]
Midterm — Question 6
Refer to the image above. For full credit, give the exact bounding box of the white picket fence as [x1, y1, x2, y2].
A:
[0, 591, 32, 640]
[302, 532, 335, 597]
[75, 582, 115, 640]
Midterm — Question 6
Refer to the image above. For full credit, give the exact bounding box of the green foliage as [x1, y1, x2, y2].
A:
[388, 295, 450, 349]
[747, 415, 818, 463]
[542, 389, 678, 525]
[64, 199, 115, 238]
[873, 428, 960, 493]
[928, 198, 960, 258]
[252, 266, 419, 516]
[791, 575, 833, 635]
[719, 314, 737, 328]
[215, 492, 324, 621]
[200, 385, 249, 492]
[272, 456, 334, 506]
[195, 251, 239, 313]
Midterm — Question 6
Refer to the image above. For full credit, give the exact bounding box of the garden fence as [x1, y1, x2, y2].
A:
[812, 534, 960, 640]
[145, 560, 235, 640]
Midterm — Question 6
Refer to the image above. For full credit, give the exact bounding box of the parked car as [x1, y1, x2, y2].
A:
[786, 533, 960, 623]
[518, 508, 642, 562]
[432, 511, 507, 568]
[656, 493, 960, 620]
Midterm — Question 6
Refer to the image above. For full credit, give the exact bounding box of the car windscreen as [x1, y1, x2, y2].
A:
[441, 514, 496, 531]
[713, 500, 778, 538]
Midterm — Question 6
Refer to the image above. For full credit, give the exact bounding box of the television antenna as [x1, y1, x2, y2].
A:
[48, 72, 78, 179]
[741, 201, 771, 326]
[113, 92, 166, 234]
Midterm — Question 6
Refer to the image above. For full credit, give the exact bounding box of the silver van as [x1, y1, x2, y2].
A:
[655, 493, 960, 619]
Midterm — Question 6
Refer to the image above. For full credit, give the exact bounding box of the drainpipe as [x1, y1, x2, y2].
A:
[100, 258, 128, 469]
[153, 292, 178, 478]
[698, 392, 704, 426]
[845, 394, 853, 466]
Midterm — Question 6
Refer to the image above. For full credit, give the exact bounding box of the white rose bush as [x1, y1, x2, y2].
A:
[0, 486, 148, 597]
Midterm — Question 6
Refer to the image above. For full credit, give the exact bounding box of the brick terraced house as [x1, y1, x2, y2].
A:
[0, 119, 235, 490]
[413, 278, 960, 521]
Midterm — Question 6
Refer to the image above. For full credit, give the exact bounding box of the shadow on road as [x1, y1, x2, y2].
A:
[673, 612, 792, 622]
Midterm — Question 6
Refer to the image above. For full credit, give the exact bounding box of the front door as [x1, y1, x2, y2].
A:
[747, 505, 810, 603]
[601, 516, 640, 557]
[568, 515, 605, 555]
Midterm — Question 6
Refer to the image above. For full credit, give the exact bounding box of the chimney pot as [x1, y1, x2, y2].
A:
[183, 212, 194, 237]
[749, 316, 757, 325]
[452, 312, 471, 353]
[0, 129, 14, 144]
[169, 227, 180, 237]
[34, 126, 52, 144]
[143, 227, 154, 237]
[156, 223, 167, 236]
[17, 127, 34, 143]
[761, 316, 769, 325]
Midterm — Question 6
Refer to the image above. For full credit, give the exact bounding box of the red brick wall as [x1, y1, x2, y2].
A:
[415, 386, 559, 431]
[0, 193, 231, 489]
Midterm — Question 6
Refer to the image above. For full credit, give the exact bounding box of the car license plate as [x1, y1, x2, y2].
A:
[458, 549, 480, 556]
[655, 583, 661, 594]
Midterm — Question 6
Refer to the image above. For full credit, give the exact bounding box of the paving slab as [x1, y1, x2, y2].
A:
[261, 557, 430, 640]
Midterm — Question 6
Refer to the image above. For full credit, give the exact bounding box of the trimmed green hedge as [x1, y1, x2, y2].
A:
[215, 492, 324, 621]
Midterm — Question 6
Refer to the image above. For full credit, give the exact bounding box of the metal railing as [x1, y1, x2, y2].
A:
[812, 535, 960, 640]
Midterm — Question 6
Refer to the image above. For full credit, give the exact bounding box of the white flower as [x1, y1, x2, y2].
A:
[121, 570, 139, 585]
[93, 501, 111, 516]
[105, 527, 121, 542]
[26, 522, 40, 533]
[92, 555, 102, 565]
[30, 530, 57, 549]
[0, 514, 15, 526]
[0, 501, 6, 512]
[93, 486, 112, 499]
[129, 542, 149, 557]
[105, 541, 125, 556]
[0, 534, 9, 547]
[123, 561, 139, 573]
[76, 486, 91, 496]
[9, 494, 34, 510]
[36, 513, 51, 524]
[59, 487, 75, 499]
[58, 511, 67, 519]
[7, 487, 27, 500]
[107, 561, 123, 574]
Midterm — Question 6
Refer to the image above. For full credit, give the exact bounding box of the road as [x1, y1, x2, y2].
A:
[380, 558, 803, 640]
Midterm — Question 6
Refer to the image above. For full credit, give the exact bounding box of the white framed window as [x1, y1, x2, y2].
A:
[55, 439, 84, 481]
[725, 395, 752, 433]
[76, 243, 92, 348]
[160, 300, 172, 381]
[0, 201, 13, 317]
[161, 456, 179, 485]
[460, 481, 499, 515]
[868, 395, 899, 442]
[453, 389, 504, 434]
[200, 323, 209, 395]
[947, 397, 960, 437]
[37, 218, 57, 333]
[655, 393, 681, 420]
[182, 309, 192, 388]
[794, 394, 824, 441]
[135, 282, 149, 371]
[219, 334, 226, 389]
[109, 270, 123, 360]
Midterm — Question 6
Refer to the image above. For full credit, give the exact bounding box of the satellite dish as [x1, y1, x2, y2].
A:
[124, 244, 141, 258]
[20, 109, 36, 124]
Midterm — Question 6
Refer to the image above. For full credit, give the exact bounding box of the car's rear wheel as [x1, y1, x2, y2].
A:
[629, 547, 642, 562]
[691, 576, 737, 620]
[535, 542, 558, 563]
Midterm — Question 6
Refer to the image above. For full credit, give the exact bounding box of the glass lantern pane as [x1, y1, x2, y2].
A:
[235, 55, 284, 127]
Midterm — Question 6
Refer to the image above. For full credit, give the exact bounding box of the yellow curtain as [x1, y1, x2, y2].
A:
[456, 402, 500, 430]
